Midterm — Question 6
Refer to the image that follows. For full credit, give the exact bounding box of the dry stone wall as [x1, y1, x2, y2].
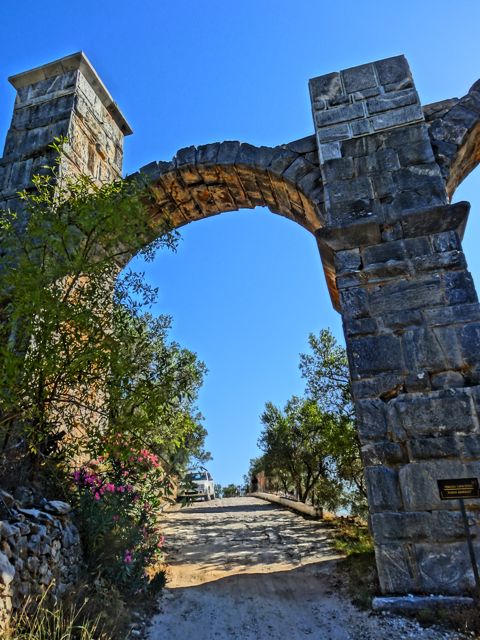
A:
[0, 488, 81, 631]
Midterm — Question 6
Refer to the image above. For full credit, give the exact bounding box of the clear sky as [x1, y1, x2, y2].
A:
[1, 1, 479, 486]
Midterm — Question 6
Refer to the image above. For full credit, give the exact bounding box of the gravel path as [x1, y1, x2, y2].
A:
[146, 497, 469, 640]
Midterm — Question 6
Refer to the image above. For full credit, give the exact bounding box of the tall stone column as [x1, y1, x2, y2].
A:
[311, 56, 480, 595]
[0, 51, 132, 214]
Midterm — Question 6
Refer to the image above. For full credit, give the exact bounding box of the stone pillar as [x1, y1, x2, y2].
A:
[0, 51, 132, 214]
[311, 56, 480, 595]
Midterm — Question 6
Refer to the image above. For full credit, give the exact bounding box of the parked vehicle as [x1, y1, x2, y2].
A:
[179, 468, 215, 501]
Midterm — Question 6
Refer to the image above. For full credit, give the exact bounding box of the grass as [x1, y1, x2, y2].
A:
[325, 514, 374, 556]
[323, 515, 378, 609]
[6, 596, 109, 640]
[5, 580, 132, 640]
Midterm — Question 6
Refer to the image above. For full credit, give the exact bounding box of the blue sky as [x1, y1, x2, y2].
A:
[1, 1, 479, 486]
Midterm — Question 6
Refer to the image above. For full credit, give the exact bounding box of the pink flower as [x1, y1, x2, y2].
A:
[117, 485, 125, 493]
[94, 492, 101, 501]
[124, 550, 133, 564]
[106, 483, 115, 493]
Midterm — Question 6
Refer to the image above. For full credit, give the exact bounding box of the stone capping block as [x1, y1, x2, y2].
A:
[310, 56, 423, 149]
[8, 51, 132, 136]
[316, 201, 470, 252]
[372, 595, 475, 614]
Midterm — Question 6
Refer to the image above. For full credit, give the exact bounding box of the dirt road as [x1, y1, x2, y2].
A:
[146, 497, 466, 640]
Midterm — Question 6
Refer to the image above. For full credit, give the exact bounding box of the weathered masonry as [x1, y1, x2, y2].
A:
[2, 52, 480, 597]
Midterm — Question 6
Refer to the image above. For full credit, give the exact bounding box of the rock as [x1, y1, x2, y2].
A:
[13, 487, 34, 508]
[0, 552, 15, 586]
[18, 508, 54, 524]
[0, 522, 18, 539]
[43, 500, 71, 515]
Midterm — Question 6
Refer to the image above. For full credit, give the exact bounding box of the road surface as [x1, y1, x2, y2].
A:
[146, 497, 466, 640]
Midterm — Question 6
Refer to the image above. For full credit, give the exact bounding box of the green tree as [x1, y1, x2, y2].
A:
[0, 141, 207, 489]
[258, 396, 342, 504]
[299, 329, 366, 513]
[222, 484, 240, 498]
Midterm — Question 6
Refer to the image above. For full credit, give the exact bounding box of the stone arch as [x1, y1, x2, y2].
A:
[131, 137, 325, 235]
[5, 50, 480, 602]
[426, 78, 480, 198]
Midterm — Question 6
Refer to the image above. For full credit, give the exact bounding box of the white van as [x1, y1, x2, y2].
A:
[180, 468, 215, 501]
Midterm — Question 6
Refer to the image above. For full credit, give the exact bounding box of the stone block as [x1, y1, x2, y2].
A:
[344, 317, 378, 337]
[399, 459, 480, 511]
[430, 371, 465, 390]
[328, 176, 373, 204]
[397, 201, 468, 239]
[316, 123, 351, 143]
[371, 510, 472, 544]
[397, 140, 435, 166]
[424, 302, 480, 327]
[286, 135, 317, 154]
[432, 231, 461, 253]
[402, 326, 462, 372]
[413, 250, 466, 274]
[415, 541, 480, 594]
[339, 286, 369, 319]
[381, 309, 423, 331]
[348, 334, 404, 377]
[365, 466, 403, 512]
[445, 271, 478, 306]
[371, 104, 424, 131]
[352, 373, 405, 400]
[390, 388, 477, 439]
[341, 63, 377, 93]
[362, 238, 406, 265]
[281, 158, 314, 187]
[374, 543, 417, 594]
[216, 141, 241, 164]
[355, 399, 388, 441]
[366, 89, 418, 115]
[365, 148, 401, 174]
[322, 157, 354, 182]
[318, 142, 341, 162]
[362, 442, 406, 465]
[408, 434, 480, 461]
[315, 103, 365, 128]
[334, 248, 361, 273]
[460, 323, 480, 366]
[350, 119, 370, 137]
[309, 72, 344, 103]
[368, 273, 444, 315]
[404, 371, 431, 392]
[374, 55, 412, 88]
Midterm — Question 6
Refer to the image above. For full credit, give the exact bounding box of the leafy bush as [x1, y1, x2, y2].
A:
[72, 435, 167, 596]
